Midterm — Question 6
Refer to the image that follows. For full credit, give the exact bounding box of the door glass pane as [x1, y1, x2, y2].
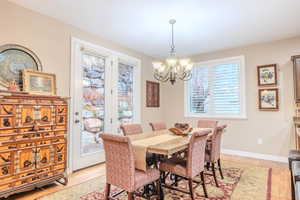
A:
[81, 53, 105, 155]
[118, 63, 134, 133]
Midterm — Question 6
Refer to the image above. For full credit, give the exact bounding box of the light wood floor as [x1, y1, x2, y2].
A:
[10, 154, 291, 200]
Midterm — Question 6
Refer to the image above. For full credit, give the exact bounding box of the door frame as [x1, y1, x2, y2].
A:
[69, 37, 141, 172]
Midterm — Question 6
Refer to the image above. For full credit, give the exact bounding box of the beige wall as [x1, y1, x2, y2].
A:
[162, 37, 300, 157]
[0, 0, 163, 131]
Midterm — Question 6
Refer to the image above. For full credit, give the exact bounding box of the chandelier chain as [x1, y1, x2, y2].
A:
[171, 21, 175, 55]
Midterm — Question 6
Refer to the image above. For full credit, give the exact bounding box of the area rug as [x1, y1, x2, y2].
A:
[38, 161, 271, 200]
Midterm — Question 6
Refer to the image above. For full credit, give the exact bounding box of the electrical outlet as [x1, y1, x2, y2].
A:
[257, 138, 263, 145]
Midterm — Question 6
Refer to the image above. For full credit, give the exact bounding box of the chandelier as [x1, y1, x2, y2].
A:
[152, 19, 193, 85]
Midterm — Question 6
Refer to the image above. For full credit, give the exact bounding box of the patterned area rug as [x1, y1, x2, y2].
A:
[38, 161, 271, 200]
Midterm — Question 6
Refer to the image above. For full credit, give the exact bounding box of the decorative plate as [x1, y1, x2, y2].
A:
[0, 44, 42, 88]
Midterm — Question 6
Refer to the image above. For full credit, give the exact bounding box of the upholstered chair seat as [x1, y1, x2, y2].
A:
[159, 157, 187, 177]
[134, 168, 160, 189]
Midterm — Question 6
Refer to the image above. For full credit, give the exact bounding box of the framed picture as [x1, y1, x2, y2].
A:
[258, 88, 279, 111]
[0, 44, 42, 89]
[146, 81, 159, 107]
[257, 64, 277, 86]
[22, 70, 56, 96]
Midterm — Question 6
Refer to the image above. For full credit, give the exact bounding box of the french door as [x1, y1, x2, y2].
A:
[71, 38, 140, 171]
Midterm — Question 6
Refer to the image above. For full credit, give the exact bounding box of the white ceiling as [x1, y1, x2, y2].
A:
[8, 0, 300, 58]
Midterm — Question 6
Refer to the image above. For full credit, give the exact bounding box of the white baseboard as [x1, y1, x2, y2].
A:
[221, 148, 288, 163]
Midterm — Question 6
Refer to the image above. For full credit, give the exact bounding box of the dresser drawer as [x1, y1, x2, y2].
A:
[0, 181, 12, 192]
[36, 166, 54, 180]
[36, 138, 52, 146]
[36, 145, 54, 168]
[0, 117, 15, 129]
[0, 151, 14, 178]
[53, 163, 66, 174]
[0, 130, 16, 142]
[14, 170, 37, 187]
[0, 145, 17, 151]
[56, 105, 67, 114]
[0, 105, 16, 115]
[39, 106, 54, 125]
[20, 106, 35, 126]
[16, 148, 36, 172]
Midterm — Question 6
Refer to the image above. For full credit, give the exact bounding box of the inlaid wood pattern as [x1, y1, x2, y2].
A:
[0, 94, 68, 198]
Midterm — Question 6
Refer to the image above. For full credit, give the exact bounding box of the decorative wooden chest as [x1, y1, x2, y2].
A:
[0, 94, 68, 198]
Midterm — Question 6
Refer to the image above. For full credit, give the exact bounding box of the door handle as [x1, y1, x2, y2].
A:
[75, 119, 80, 124]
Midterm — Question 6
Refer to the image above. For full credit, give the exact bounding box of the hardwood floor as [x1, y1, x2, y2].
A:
[10, 154, 291, 200]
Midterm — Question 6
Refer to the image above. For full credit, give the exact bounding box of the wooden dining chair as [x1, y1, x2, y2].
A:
[149, 122, 167, 131]
[120, 124, 143, 136]
[197, 120, 218, 128]
[101, 134, 161, 200]
[205, 125, 227, 187]
[159, 130, 211, 199]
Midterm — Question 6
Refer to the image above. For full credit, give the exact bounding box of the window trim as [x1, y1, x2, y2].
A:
[184, 55, 247, 119]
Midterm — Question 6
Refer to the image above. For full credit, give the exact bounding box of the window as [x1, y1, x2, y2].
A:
[117, 63, 134, 132]
[185, 56, 246, 119]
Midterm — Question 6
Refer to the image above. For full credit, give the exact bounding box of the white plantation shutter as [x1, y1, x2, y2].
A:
[213, 64, 240, 114]
[189, 67, 209, 114]
[187, 56, 246, 118]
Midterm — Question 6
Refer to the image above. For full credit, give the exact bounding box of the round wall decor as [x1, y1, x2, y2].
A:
[0, 44, 42, 88]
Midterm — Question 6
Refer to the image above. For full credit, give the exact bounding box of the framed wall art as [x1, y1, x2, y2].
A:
[22, 70, 56, 96]
[146, 81, 159, 107]
[0, 44, 42, 89]
[292, 55, 300, 102]
[257, 64, 277, 86]
[258, 88, 279, 111]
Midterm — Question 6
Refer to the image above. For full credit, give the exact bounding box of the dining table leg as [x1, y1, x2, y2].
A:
[158, 172, 165, 199]
[170, 174, 180, 187]
[160, 171, 166, 184]
[159, 184, 164, 200]
[174, 175, 179, 186]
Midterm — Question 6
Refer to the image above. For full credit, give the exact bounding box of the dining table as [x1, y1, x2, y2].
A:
[127, 127, 214, 199]
[129, 128, 214, 171]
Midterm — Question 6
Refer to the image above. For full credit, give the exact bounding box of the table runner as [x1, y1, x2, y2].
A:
[130, 128, 213, 171]
[131, 133, 182, 171]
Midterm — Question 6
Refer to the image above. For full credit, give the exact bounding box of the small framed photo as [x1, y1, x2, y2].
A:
[257, 64, 277, 86]
[258, 88, 279, 111]
[146, 81, 159, 107]
[22, 70, 57, 96]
